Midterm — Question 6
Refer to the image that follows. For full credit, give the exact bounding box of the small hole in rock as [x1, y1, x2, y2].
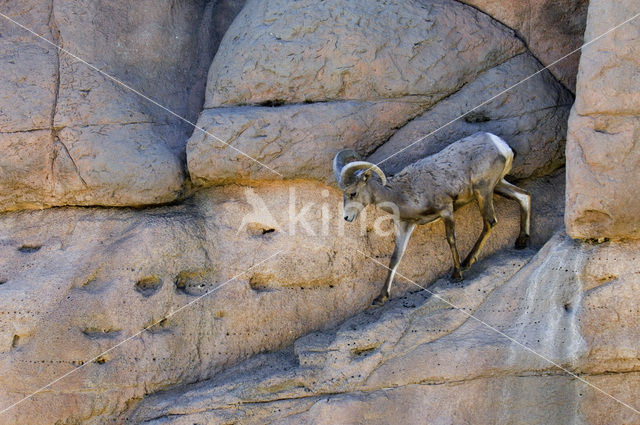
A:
[258, 99, 285, 107]
[351, 344, 380, 357]
[82, 327, 121, 338]
[18, 245, 42, 253]
[135, 276, 162, 296]
[563, 303, 572, 313]
[463, 112, 491, 123]
[249, 274, 278, 293]
[81, 273, 99, 288]
[175, 269, 213, 296]
[245, 223, 278, 237]
[596, 274, 617, 284]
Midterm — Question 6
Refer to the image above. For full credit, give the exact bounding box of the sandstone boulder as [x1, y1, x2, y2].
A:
[572, 1, 640, 116]
[0, 1, 58, 133]
[187, 51, 573, 184]
[0, 0, 245, 211]
[0, 1, 611, 425]
[565, 0, 640, 239]
[0, 131, 54, 211]
[190, 18, 571, 184]
[367, 53, 573, 179]
[187, 100, 426, 185]
[0, 2, 58, 210]
[52, 124, 184, 205]
[205, 0, 525, 106]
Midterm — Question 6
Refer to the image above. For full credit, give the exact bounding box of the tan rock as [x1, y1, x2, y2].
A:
[367, 53, 573, 179]
[52, 0, 223, 129]
[0, 2, 57, 212]
[0, 0, 57, 133]
[565, 0, 640, 239]
[187, 100, 426, 185]
[189, 53, 572, 184]
[573, 0, 640, 116]
[127, 233, 640, 425]
[0, 0, 245, 211]
[566, 113, 640, 239]
[0, 131, 54, 211]
[205, 0, 525, 106]
[53, 124, 185, 206]
[459, 0, 588, 92]
[0, 175, 561, 424]
[1, 1, 624, 425]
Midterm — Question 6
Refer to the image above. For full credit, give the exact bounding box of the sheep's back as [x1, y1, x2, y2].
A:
[390, 132, 510, 198]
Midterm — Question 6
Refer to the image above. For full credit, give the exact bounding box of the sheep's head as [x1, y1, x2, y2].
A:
[333, 150, 387, 222]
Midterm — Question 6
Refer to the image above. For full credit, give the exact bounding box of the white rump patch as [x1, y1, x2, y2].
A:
[488, 133, 514, 176]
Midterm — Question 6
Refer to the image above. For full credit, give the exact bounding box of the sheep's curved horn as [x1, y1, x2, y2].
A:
[339, 161, 387, 188]
[333, 149, 361, 183]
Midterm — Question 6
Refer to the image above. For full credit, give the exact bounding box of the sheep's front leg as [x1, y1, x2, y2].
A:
[372, 221, 416, 306]
[442, 208, 463, 282]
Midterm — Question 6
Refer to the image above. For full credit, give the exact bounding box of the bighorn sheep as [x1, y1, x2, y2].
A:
[333, 132, 531, 306]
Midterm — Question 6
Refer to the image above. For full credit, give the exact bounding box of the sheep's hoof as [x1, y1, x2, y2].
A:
[372, 293, 389, 307]
[515, 234, 530, 249]
[450, 270, 463, 282]
[461, 258, 474, 271]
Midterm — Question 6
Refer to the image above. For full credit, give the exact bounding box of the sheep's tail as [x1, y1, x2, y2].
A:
[487, 133, 514, 177]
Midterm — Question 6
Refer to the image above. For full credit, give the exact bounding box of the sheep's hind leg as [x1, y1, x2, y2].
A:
[441, 207, 463, 282]
[461, 188, 497, 270]
[372, 221, 416, 306]
[495, 179, 531, 249]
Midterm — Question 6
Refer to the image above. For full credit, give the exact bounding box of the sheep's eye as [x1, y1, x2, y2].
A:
[349, 192, 357, 198]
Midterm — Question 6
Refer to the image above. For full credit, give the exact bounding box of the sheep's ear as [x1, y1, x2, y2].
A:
[361, 170, 371, 182]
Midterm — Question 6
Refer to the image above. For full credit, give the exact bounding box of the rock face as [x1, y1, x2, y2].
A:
[459, 0, 589, 92]
[0, 0, 245, 211]
[0, 0, 604, 424]
[187, 100, 427, 185]
[565, 0, 640, 239]
[367, 53, 573, 178]
[188, 0, 573, 185]
[126, 233, 640, 424]
[0, 0, 575, 209]
[188, 53, 572, 184]
[0, 1, 59, 210]
[205, 0, 525, 106]
[0, 175, 563, 425]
